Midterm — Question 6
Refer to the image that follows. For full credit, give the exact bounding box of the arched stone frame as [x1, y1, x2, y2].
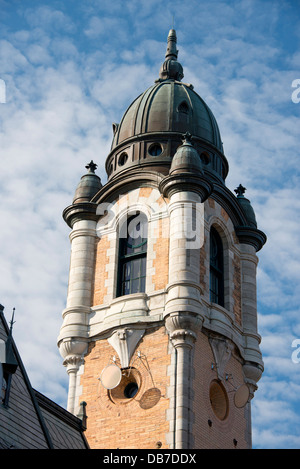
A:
[206, 215, 238, 315]
[96, 189, 168, 302]
[116, 209, 148, 298]
[209, 226, 225, 307]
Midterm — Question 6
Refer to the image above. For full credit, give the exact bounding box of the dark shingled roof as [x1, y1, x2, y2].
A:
[0, 306, 89, 449]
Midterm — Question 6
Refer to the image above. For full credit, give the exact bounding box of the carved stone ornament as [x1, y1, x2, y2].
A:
[59, 338, 88, 372]
[242, 362, 263, 399]
[209, 336, 234, 381]
[165, 312, 202, 348]
[108, 328, 145, 368]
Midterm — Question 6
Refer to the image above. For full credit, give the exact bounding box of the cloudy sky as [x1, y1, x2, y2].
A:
[0, 0, 299, 449]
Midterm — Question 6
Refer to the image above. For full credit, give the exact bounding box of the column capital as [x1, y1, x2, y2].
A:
[165, 312, 202, 347]
[59, 338, 88, 373]
[242, 362, 263, 399]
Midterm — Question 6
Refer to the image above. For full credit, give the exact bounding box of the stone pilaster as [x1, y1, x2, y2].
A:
[58, 217, 97, 414]
[58, 219, 97, 344]
[240, 243, 263, 368]
[59, 338, 88, 413]
[165, 313, 201, 449]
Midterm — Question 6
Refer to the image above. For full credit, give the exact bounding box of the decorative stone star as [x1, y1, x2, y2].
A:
[234, 184, 246, 197]
[85, 160, 98, 173]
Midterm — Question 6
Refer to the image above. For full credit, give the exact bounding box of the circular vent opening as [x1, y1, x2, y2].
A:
[118, 152, 128, 166]
[124, 382, 139, 399]
[148, 143, 162, 156]
[209, 380, 229, 421]
[109, 368, 141, 404]
[200, 152, 210, 165]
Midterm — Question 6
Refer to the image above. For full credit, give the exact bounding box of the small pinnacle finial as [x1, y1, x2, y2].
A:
[182, 132, 193, 144]
[234, 184, 246, 197]
[158, 28, 184, 82]
[9, 307, 16, 334]
[165, 28, 178, 60]
[85, 160, 97, 173]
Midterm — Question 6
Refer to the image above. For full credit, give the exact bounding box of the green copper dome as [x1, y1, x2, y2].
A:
[170, 133, 204, 175]
[106, 29, 228, 182]
[73, 161, 102, 204]
[234, 184, 257, 228]
[111, 79, 223, 152]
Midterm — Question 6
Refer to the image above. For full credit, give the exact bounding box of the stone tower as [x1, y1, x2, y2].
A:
[57, 30, 266, 450]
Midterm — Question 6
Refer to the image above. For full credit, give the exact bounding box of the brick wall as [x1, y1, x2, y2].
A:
[233, 253, 242, 324]
[92, 235, 109, 306]
[152, 217, 169, 291]
[80, 326, 171, 449]
[193, 333, 250, 449]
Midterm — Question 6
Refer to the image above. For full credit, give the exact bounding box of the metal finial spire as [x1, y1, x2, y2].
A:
[165, 28, 178, 60]
[9, 307, 16, 334]
[182, 132, 193, 144]
[85, 160, 97, 173]
[234, 184, 246, 197]
[5, 307, 18, 375]
[158, 28, 184, 82]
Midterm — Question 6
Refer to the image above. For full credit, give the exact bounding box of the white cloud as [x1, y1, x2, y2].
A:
[23, 5, 75, 34]
[0, 0, 299, 450]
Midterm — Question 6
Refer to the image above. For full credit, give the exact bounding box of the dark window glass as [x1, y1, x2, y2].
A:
[124, 382, 139, 399]
[178, 101, 189, 114]
[117, 213, 147, 297]
[149, 144, 162, 156]
[118, 152, 128, 166]
[209, 227, 224, 306]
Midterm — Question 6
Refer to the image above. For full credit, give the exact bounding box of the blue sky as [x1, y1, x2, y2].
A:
[0, 0, 299, 449]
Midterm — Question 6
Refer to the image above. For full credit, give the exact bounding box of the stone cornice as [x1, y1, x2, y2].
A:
[235, 226, 267, 252]
[63, 202, 98, 228]
[159, 173, 213, 202]
[91, 170, 164, 206]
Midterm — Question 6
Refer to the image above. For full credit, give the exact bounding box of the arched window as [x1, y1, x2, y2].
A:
[178, 101, 189, 114]
[210, 227, 224, 306]
[117, 212, 147, 297]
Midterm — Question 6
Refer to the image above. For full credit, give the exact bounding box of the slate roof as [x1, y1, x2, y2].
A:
[0, 306, 89, 449]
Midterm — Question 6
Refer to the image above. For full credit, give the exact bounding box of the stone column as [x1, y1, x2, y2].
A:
[240, 243, 263, 366]
[58, 218, 97, 413]
[166, 313, 200, 449]
[59, 338, 88, 414]
[164, 190, 204, 449]
[58, 218, 97, 342]
[164, 191, 204, 317]
[67, 219, 97, 308]
[240, 243, 263, 406]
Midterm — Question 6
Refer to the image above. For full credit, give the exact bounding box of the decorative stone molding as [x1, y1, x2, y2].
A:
[63, 202, 98, 228]
[108, 327, 145, 368]
[209, 336, 234, 381]
[243, 362, 263, 399]
[165, 312, 201, 449]
[59, 338, 88, 414]
[165, 312, 202, 347]
[69, 227, 98, 242]
[59, 338, 88, 373]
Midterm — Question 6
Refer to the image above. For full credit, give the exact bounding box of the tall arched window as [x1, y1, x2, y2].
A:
[117, 212, 147, 297]
[210, 227, 224, 307]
